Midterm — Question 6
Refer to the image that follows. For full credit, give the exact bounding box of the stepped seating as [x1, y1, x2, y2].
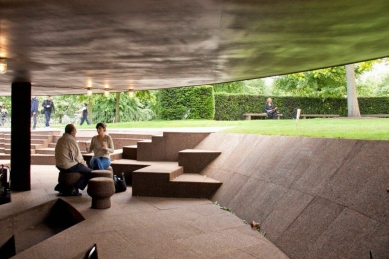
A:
[0, 138, 4, 153]
[126, 132, 223, 199]
[178, 149, 221, 173]
[34, 148, 55, 155]
[47, 143, 57, 148]
[0, 130, 223, 199]
[28, 131, 156, 165]
[31, 154, 56, 165]
[3, 134, 10, 155]
[110, 159, 154, 185]
[30, 131, 61, 164]
[136, 132, 211, 161]
[132, 162, 222, 198]
[0, 133, 7, 158]
[107, 133, 155, 149]
[0, 130, 151, 165]
[122, 145, 137, 160]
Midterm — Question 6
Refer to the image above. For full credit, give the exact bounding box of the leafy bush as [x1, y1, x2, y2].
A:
[92, 93, 155, 123]
[214, 94, 389, 120]
[158, 86, 215, 120]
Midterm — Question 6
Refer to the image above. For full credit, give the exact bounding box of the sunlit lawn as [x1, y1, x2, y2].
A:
[97, 118, 389, 140]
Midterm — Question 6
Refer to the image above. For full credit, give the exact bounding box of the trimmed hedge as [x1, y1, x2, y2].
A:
[158, 85, 215, 120]
[215, 94, 389, 120]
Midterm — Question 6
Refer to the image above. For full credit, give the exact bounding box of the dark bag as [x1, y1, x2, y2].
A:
[0, 165, 10, 205]
[40, 109, 45, 114]
[113, 172, 127, 193]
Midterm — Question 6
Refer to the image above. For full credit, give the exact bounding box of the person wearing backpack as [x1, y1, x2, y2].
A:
[42, 95, 55, 128]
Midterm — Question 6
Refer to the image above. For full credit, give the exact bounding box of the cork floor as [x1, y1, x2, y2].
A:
[1, 165, 288, 259]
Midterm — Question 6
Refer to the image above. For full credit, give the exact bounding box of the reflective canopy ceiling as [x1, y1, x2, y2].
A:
[0, 0, 388, 96]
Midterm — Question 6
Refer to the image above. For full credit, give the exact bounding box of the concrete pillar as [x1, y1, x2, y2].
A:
[10, 82, 31, 191]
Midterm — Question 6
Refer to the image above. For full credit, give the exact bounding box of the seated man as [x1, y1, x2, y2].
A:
[264, 97, 279, 119]
[55, 124, 92, 196]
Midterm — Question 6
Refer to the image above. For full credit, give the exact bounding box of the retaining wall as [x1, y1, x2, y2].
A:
[197, 133, 389, 259]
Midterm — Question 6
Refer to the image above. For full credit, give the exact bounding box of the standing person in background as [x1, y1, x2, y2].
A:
[42, 95, 55, 128]
[31, 96, 39, 130]
[1, 105, 8, 120]
[79, 102, 91, 126]
[0, 105, 8, 127]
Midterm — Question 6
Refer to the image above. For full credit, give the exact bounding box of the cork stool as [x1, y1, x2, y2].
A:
[87, 177, 115, 209]
[54, 172, 82, 196]
[58, 172, 82, 187]
[106, 166, 113, 174]
[91, 169, 113, 179]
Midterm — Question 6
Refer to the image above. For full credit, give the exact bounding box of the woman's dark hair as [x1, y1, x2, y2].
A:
[84, 102, 88, 106]
[96, 122, 106, 131]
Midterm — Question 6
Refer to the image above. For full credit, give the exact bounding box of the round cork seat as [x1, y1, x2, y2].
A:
[87, 177, 115, 209]
[106, 166, 113, 173]
[91, 169, 113, 179]
[58, 172, 82, 186]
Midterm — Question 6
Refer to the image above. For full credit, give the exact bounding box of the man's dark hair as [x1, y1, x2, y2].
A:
[96, 122, 106, 131]
[65, 124, 75, 134]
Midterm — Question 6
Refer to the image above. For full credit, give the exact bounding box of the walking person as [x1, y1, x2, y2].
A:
[79, 102, 91, 126]
[31, 96, 39, 129]
[42, 95, 55, 128]
[0, 105, 8, 127]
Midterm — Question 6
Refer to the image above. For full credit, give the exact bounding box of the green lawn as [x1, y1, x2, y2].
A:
[96, 118, 389, 140]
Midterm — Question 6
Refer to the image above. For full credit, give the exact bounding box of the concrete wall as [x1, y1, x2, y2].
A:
[197, 133, 389, 259]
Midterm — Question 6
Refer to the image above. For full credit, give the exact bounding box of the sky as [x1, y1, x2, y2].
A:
[360, 61, 389, 81]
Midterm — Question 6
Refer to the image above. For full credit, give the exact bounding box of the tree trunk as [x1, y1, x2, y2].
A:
[115, 92, 120, 123]
[345, 64, 361, 117]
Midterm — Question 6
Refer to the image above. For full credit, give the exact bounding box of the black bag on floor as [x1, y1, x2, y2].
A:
[113, 172, 127, 193]
[0, 165, 10, 205]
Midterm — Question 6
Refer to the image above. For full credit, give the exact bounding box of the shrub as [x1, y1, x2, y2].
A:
[158, 86, 215, 120]
[214, 94, 389, 120]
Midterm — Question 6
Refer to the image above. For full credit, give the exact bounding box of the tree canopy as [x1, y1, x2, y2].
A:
[212, 79, 267, 95]
[273, 61, 381, 98]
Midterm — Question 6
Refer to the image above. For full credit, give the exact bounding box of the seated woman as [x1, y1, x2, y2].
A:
[82, 122, 114, 170]
[264, 98, 279, 119]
